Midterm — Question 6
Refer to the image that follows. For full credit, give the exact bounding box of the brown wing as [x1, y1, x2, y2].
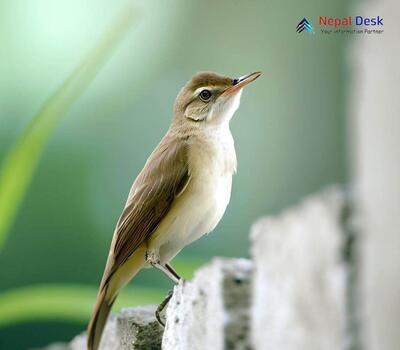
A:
[101, 134, 190, 288]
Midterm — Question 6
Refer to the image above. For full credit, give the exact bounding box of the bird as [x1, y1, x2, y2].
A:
[87, 71, 261, 350]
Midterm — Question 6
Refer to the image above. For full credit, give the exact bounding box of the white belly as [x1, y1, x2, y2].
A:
[148, 128, 236, 264]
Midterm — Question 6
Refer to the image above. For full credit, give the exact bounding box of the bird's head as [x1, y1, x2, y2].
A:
[172, 71, 261, 127]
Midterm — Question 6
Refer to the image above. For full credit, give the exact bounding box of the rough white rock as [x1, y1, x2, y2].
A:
[250, 188, 346, 350]
[116, 306, 163, 349]
[38, 343, 70, 350]
[44, 305, 162, 350]
[349, 1, 400, 349]
[69, 313, 118, 350]
[162, 258, 253, 350]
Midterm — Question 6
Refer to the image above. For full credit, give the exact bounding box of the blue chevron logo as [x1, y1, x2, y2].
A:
[296, 17, 314, 33]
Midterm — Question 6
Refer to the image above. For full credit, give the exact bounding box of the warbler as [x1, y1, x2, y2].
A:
[87, 71, 261, 350]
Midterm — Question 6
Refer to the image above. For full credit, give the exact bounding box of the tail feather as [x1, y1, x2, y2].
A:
[87, 288, 116, 350]
[87, 245, 147, 349]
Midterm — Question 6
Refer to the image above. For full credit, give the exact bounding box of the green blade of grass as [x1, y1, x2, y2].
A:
[0, 284, 163, 327]
[0, 8, 136, 249]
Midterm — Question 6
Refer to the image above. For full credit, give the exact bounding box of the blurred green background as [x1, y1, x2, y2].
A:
[0, 0, 349, 348]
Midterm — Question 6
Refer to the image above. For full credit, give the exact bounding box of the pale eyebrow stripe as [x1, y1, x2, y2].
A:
[193, 86, 213, 96]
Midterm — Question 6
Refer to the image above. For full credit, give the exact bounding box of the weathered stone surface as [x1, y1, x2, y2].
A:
[38, 343, 71, 350]
[69, 314, 118, 350]
[250, 188, 347, 350]
[162, 258, 253, 350]
[117, 306, 163, 349]
[350, 1, 400, 349]
[43, 305, 162, 350]
[41, 189, 359, 350]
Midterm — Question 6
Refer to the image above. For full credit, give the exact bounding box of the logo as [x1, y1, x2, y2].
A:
[296, 17, 314, 33]
[319, 16, 383, 27]
[318, 16, 384, 34]
[296, 16, 384, 35]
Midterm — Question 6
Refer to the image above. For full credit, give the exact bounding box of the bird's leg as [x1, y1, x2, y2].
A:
[164, 263, 182, 283]
[153, 264, 184, 326]
[146, 251, 182, 284]
[155, 263, 181, 284]
[145, 251, 183, 326]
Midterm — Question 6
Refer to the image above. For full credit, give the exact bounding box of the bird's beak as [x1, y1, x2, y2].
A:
[221, 71, 262, 97]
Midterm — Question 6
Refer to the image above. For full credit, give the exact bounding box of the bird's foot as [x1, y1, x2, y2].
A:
[155, 289, 174, 327]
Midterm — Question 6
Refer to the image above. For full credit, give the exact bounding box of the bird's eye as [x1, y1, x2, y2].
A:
[199, 89, 212, 101]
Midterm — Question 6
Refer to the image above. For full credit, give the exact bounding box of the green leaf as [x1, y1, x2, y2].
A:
[0, 7, 136, 249]
[0, 284, 163, 327]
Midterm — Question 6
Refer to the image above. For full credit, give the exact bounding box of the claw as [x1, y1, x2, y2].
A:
[155, 289, 174, 327]
[155, 309, 165, 327]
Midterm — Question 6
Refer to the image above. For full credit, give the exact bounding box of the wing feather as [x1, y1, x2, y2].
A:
[101, 134, 190, 288]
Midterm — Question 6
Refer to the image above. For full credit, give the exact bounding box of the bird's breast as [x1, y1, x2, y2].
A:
[185, 129, 236, 235]
[153, 128, 237, 263]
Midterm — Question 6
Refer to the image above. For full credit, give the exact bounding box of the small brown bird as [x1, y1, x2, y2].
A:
[87, 71, 261, 350]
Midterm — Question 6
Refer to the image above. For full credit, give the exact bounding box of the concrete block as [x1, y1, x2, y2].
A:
[250, 188, 347, 350]
[162, 258, 253, 350]
[117, 305, 163, 350]
[46, 305, 163, 350]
